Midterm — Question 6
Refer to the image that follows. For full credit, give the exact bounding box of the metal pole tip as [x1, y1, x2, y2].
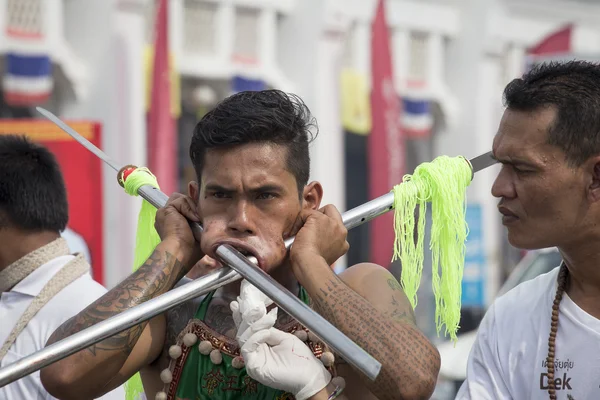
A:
[117, 165, 138, 188]
[461, 156, 474, 182]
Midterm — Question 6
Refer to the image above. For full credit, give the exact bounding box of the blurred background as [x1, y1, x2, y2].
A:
[0, 0, 593, 397]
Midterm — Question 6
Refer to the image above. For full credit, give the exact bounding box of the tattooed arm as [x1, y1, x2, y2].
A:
[41, 194, 203, 400]
[297, 260, 440, 400]
[40, 239, 192, 399]
[290, 205, 440, 400]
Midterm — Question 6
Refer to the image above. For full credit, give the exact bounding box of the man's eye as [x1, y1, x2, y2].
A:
[213, 192, 229, 199]
[257, 193, 276, 200]
[513, 167, 531, 174]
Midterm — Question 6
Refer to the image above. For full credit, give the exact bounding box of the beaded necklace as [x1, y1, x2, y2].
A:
[546, 264, 568, 400]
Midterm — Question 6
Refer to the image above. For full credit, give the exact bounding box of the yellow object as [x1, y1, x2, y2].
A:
[392, 155, 472, 342]
[340, 68, 371, 135]
[145, 45, 181, 118]
[121, 167, 163, 400]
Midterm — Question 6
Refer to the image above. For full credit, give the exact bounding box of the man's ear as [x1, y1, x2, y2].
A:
[188, 181, 200, 202]
[302, 181, 323, 210]
[590, 160, 600, 203]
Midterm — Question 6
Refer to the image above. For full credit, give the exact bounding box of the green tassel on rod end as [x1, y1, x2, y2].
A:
[391, 155, 473, 343]
[118, 165, 164, 400]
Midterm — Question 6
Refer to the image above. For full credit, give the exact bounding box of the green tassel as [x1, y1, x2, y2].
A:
[121, 167, 163, 400]
[391, 155, 472, 342]
[123, 167, 162, 271]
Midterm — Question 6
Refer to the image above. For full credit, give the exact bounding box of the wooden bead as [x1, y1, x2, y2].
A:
[169, 345, 182, 359]
[183, 333, 198, 347]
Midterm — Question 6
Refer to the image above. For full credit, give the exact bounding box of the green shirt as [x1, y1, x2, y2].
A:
[174, 288, 312, 400]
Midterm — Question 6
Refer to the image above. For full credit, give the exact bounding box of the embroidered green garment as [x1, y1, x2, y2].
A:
[175, 288, 312, 400]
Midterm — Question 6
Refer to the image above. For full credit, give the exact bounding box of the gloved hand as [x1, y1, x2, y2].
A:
[241, 327, 332, 400]
[230, 280, 278, 347]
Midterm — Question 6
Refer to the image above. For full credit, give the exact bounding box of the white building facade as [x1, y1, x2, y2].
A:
[1, 0, 599, 312]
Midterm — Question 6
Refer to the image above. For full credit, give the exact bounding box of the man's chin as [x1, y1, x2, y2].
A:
[507, 231, 553, 251]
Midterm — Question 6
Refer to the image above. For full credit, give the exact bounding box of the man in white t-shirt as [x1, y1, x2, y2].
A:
[456, 61, 600, 399]
[0, 134, 124, 399]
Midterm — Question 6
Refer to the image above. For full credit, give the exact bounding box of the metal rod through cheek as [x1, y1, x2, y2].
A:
[0, 152, 496, 387]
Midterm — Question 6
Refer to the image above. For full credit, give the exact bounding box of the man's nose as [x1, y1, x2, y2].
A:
[226, 201, 256, 235]
[491, 165, 516, 199]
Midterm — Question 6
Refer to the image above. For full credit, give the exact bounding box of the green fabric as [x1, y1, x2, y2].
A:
[175, 288, 310, 400]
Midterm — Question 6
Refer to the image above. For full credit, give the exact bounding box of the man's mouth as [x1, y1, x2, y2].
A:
[498, 206, 519, 224]
[238, 249, 256, 260]
[212, 241, 263, 269]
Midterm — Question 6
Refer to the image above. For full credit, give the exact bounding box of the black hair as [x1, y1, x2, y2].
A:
[189, 89, 318, 193]
[503, 60, 600, 165]
[0, 134, 68, 232]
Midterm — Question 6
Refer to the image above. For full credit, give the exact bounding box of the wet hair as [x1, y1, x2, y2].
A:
[0, 134, 68, 232]
[189, 89, 318, 193]
[503, 60, 600, 165]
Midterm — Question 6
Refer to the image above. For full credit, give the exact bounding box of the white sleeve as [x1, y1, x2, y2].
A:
[455, 303, 512, 400]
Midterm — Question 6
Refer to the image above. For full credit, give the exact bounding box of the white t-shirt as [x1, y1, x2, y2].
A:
[456, 266, 600, 399]
[0, 255, 125, 400]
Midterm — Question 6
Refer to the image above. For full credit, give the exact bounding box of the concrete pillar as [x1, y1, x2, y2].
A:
[277, 0, 348, 271]
[61, 0, 148, 288]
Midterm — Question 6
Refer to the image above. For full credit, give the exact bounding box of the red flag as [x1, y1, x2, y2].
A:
[148, 0, 177, 194]
[369, 0, 405, 268]
[528, 24, 572, 56]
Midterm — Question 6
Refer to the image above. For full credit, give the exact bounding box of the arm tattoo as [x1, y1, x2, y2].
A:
[48, 249, 186, 357]
[390, 295, 416, 324]
[387, 278, 403, 292]
[312, 276, 439, 400]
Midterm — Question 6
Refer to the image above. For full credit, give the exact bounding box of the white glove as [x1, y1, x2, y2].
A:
[230, 280, 278, 347]
[241, 327, 331, 400]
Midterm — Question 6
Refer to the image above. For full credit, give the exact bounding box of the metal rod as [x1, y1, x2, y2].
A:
[140, 184, 381, 379]
[0, 152, 497, 387]
[25, 107, 381, 380]
[284, 192, 395, 248]
[0, 190, 387, 387]
[216, 245, 382, 380]
[0, 268, 241, 387]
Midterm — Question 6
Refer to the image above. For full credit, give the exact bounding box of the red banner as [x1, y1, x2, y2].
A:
[369, 0, 405, 268]
[528, 24, 572, 56]
[0, 121, 104, 285]
[148, 0, 177, 195]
